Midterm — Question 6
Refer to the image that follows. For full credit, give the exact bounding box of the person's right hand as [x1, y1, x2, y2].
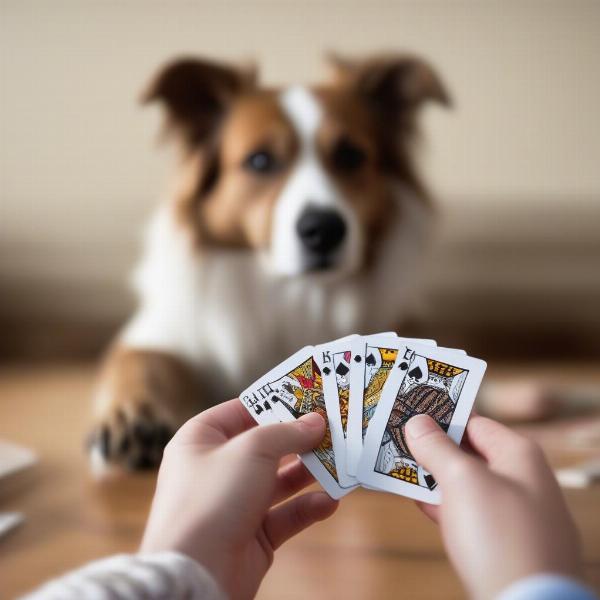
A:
[405, 414, 584, 600]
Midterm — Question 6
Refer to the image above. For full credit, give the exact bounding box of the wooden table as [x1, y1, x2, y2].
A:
[1, 363, 599, 599]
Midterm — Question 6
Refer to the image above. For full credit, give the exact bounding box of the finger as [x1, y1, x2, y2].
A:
[465, 415, 551, 487]
[405, 415, 479, 487]
[263, 491, 338, 550]
[278, 453, 298, 468]
[235, 412, 325, 463]
[198, 399, 257, 440]
[415, 500, 440, 524]
[272, 459, 315, 505]
[458, 429, 477, 456]
[466, 415, 531, 463]
[171, 399, 256, 447]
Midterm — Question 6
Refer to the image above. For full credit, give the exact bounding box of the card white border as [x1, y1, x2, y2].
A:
[357, 343, 486, 504]
[346, 334, 436, 475]
[315, 339, 358, 489]
[239, 346, 353, 500]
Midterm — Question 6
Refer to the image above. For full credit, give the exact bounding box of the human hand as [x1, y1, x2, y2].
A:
[405, 414, 583, 600]
[140, 399, 338, 600]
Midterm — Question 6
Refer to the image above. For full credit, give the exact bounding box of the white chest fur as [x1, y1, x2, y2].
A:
[122, 188, 429, 402]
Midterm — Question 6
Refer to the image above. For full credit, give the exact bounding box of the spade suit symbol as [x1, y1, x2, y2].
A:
[336, 362, 349, 376]
[323, 367, 331, 375]
[366, 353, 376, 366]
[408, 366, 423, 380]
[254, 405, 264, 415]
[424, 474, 437, 490]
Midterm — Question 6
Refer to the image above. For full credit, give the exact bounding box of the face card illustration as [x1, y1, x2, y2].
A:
[357, 344, 486, 504]
[240, 346, 353, 499]
[346, 334, 436, 476]
[316, 339, 357, 488]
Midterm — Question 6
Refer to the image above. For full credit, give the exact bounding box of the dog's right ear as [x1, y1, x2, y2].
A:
[142, 57, 256, 147]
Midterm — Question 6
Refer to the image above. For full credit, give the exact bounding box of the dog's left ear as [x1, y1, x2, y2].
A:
[328, 53, 450, 197]
[327, 52, 450, 117]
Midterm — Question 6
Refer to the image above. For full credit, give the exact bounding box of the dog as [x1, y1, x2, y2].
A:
[88, 52, 449, 472]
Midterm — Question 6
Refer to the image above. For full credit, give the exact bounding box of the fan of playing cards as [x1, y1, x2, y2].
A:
[240, 333, 487, 504]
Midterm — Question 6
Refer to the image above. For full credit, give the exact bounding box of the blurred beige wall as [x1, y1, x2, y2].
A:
[1, 1, 599, 354]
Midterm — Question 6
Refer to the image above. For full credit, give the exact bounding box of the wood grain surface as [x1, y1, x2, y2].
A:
[1, 363, 599, 599]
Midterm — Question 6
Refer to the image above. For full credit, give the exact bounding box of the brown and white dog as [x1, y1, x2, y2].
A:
[89, 53, 449, 472]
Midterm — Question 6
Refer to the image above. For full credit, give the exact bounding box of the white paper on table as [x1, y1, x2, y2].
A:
[0, 439, 37, 479]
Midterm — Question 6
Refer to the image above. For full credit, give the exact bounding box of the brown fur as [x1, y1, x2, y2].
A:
[153, 53, 448, 251]
[91, 53, 449, 470]
[91, 348, 201, 470]
[198, 91, 298, 248]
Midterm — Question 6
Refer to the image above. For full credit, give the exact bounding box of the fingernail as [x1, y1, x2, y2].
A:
[299, 412, 324, 429]
[406, 415, 437, 439]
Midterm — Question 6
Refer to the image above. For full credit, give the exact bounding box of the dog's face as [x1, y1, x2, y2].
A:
[145, 54, 449, 277]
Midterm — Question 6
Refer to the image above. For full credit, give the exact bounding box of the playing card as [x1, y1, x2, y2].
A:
[240, 346, 354, 499]
[357, 343, 486, 504]
[315, 338, 357, 488]
[346, 334, 436, 476]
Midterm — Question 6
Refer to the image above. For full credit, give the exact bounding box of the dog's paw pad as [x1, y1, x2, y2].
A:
[88, 404, 175, 473]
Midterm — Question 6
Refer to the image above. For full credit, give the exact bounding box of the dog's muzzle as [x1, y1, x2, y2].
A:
[296, 207, 347, 270]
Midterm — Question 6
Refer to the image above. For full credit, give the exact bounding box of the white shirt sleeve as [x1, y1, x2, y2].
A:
[497, 574, 598, 600]
[20, 551, 227, 600]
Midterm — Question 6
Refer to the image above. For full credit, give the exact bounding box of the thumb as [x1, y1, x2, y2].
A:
[240, 412, 326, 462]
[405, 415, 476, 486]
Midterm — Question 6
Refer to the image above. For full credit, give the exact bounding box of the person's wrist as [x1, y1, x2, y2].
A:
[141, 532, 231, 595]
[136, 550, 229, 600]
[142, 517, 230, 585]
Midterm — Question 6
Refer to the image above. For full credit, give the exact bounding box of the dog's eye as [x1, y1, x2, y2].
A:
[332, 139, 367, 172]
[244, 150, 278, 174]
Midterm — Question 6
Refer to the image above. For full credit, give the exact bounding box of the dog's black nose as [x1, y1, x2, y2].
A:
[296, 208, 347, 255]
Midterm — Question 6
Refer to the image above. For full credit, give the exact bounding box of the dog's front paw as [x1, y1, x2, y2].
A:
[88, 348, 200, 475]
[88, 401, 176, 473]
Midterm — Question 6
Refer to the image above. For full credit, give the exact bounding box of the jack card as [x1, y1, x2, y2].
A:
[346, 334, 436, 476]
[240, 346, 354, 499]
[357, 343, 486, 504]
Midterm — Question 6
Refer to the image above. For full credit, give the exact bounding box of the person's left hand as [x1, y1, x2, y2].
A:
[140, 399, 338, 600]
